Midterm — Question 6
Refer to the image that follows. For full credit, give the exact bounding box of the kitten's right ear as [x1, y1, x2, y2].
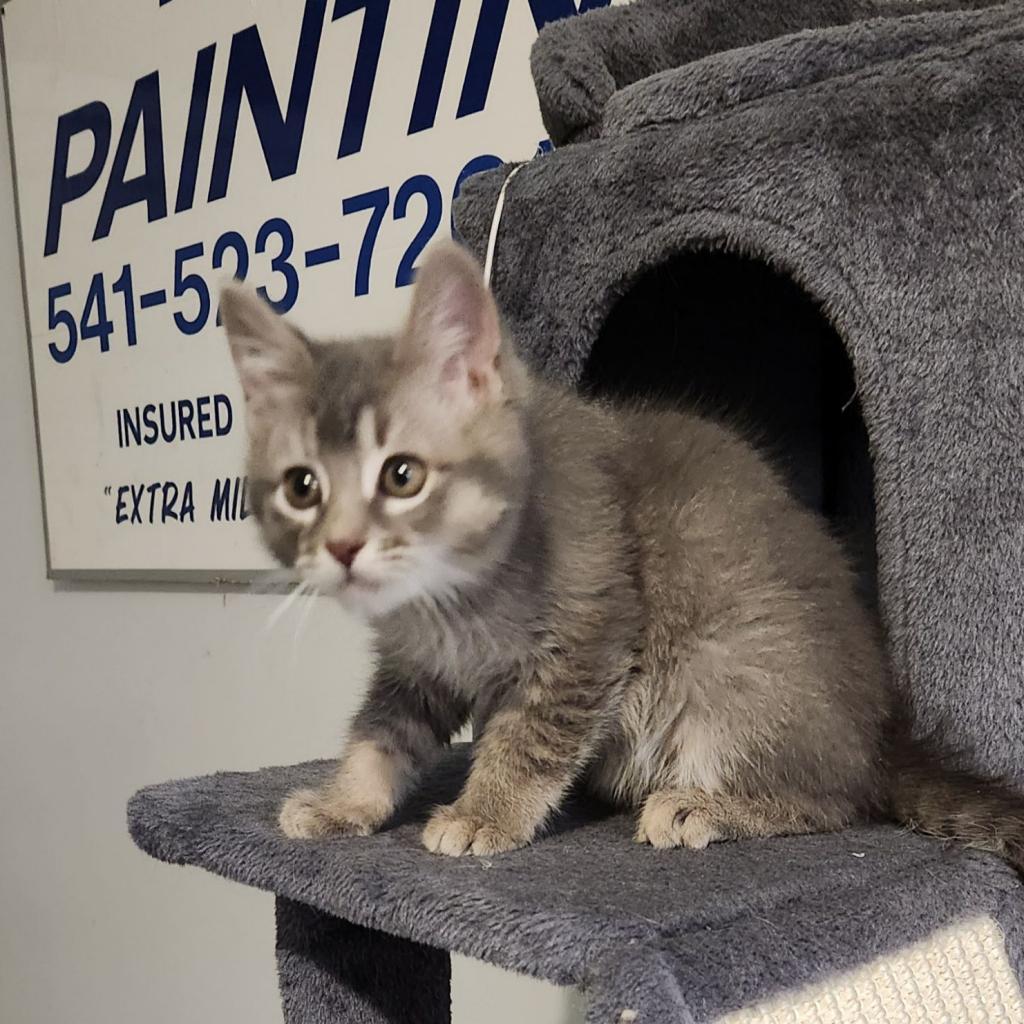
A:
[220, 284, 313, 414]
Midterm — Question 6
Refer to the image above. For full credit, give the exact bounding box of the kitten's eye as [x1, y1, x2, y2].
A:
[379, 454, 427, 498]
[281, 466, 322, 510]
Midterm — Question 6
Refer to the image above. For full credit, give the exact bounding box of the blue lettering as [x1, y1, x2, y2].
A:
[394, 174, 442, 286]
[210, 476, 250, 521]
[115, 485, 129, 524]
[210, 477, 232, 521]
[123, 408, 142, 447]
[181, 482, 196, 522]
[130, 484, 145, 524]
[409, 0, 459, 135]
[457, 0, 508, 119]
[115, 480, 195, 523]
[342, 186, 389, 296]
[44, 102, 112, 256]
[213, 394, 233, 436]
[159, 402, 177, 443]
[333, 0, 390, 158]
[142, 403, 159, 445]
[208, 0, 327, 202]
[162, 481, 180, 522]
[80, 273, 113, 353]
[196, 395, 212, 438]
[116, 396, 237, 446]
[146, 481, 161, 521]
[175, 45, 217, 214]
[179, 400, 196, 440]
[94, 72, 168, 243]
[255, 217, 299, 313]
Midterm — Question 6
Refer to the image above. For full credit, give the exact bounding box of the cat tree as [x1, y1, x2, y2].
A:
[129, 2, 1024, 1020]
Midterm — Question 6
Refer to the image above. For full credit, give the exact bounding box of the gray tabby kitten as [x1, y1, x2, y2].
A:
[222, 241, 1024, 867]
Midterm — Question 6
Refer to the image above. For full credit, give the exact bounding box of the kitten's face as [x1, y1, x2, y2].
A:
[222, 243, 528, 619]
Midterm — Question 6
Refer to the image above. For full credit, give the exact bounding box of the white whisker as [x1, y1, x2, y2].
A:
[290, 585, 319, 670]
[265, 579, 309, 632]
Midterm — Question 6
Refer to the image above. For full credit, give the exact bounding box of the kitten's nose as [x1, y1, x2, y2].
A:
[325, 539, 364, 569]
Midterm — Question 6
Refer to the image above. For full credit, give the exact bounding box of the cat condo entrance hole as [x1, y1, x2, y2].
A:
[580, 252, 878, 604]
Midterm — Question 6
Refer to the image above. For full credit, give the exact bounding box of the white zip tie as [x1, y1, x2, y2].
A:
[482, 164, 524, 289]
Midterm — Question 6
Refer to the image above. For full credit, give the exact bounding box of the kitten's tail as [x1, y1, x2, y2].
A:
[885, 728, 1024, 874]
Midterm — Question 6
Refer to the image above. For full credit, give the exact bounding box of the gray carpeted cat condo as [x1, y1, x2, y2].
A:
[128, 2, 1024, 1021]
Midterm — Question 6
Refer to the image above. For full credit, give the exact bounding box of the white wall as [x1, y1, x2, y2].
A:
[0, 64, 583, 1024]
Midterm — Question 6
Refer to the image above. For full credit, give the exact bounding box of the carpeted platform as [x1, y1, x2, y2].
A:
[128, 748, 1023, 1023]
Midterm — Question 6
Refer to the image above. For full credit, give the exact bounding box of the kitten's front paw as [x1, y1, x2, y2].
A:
[635, 789, 722, 850]
[278, 788, 385, 840]
[422, 804, 527, 857]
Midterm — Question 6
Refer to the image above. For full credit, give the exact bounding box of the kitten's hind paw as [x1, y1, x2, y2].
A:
[278, 788, 383, 840]
[422, 804, 527, 857]
[635, 789, 722, 850]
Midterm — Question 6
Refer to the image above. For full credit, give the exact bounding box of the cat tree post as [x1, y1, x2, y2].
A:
[275, 897, 451, 1024]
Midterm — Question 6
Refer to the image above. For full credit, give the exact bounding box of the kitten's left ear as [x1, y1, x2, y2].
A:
[401, 241, 502, 409]
[220, 283, 313, 417]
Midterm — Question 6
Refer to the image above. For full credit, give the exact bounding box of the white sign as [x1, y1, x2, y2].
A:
[3, 0, 608, 578]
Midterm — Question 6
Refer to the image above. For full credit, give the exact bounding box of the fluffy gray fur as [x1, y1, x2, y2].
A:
[221, 241, 1024, 865]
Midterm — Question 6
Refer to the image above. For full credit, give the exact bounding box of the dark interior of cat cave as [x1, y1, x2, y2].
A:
[580, 251, 880, 608]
